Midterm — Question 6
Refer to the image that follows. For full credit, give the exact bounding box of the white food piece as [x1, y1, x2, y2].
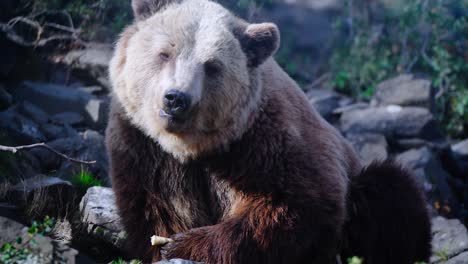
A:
[150, 235, 174, 246]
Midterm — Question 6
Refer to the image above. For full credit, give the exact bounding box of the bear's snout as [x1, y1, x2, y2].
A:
[162, 89, 192, 118]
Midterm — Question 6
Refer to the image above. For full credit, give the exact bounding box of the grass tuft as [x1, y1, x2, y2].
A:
[71, 169, 102, 194]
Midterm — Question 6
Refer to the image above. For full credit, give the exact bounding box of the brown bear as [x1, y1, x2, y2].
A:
[106, 0, 432, 263]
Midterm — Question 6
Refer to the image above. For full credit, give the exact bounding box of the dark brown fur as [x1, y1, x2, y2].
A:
[107, 1, 432, 263]
[107, 77, 431, 263]
[341, 160, 432, 263]
[107, 74, 360, 263]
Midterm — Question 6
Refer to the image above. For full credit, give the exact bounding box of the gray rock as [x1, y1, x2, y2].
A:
[13, 81, 107, 129]
[12, 175, 72, 193]
[40, 124, 64, 139]
[396, 138, 450, 151]
[451, 139, 468, 176]
[76, 130, 108, 179]
[13, 81, 92, 115]
[40, 123, 78, 141]
[0, 216, 78, 264]
[346, 133, 388, 166]
[452, 139, 468, 157]
[340, 105, 441, 139]
[30, 136, 83, 171]
[397, 147, 433, 170]
[0, 107, 46, 142]
[31, 130, 108, 180]
[0, 137, 41, 181]
[17, 116, 46, 142]
[78, 85, 105, 95]
[431, 216, 468, 263]
[332, 102, 369, 115]
[397, 147, 456, 212]
[1, 219, 54, 264]
[11, 175, 74, 216]
[80, 186, 126, 248]
[445, 252, 468, 264]
[306, 87, 337, 99]
[23, 234, 55, 264]
[51, 112, 84, 126]
[85, 98, 109, 129]
[63, 43, 113, 90]
[18, 101, 49, 124]
[308, 89, 341, 121]
[0, 84, 13, 109]
[0, 216, 25, 245]
[372, 74, 432, 107]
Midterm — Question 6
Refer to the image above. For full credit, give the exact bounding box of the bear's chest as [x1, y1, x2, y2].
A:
[207, 171, 238, 220]
[154, 161, 238, 228]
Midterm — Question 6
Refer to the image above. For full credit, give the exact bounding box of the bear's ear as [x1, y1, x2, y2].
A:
[132, 0, 178, 21]
[239, 23, 280, 67]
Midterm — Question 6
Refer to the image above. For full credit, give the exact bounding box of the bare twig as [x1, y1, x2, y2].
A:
[406, 31, 431, 73]
[309, 73, 331, 89]
[403, 0, 430, 73]
[44, 22, 79, 34]
[347, 0, 354, 40]
[36, 35, 82, 46]
[61, 11, 75, 29]
[422, 50, 437, 70]
[0, 12, 82, 47]
[0, 143, 96, 165]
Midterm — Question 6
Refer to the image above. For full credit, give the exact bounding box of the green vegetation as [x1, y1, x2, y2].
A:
[434, 248, 449, 261]
[111, 258, 126, 264]
[347, 256, 364, 264]
[0, 216, 55, 264]
[110, 258, 142, 264]
[274, 29, 310, 88]
[27, 215, 55, 236]
[71, 168, 102, 194]
[330, 0, 468, 137]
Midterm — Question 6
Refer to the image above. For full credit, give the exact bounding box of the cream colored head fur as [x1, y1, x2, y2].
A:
[109, 0, 280, 162]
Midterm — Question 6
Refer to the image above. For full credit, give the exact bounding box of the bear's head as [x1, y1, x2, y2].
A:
[110, 0, 280, 161]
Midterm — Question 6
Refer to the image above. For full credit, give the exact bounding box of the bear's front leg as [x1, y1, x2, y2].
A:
[160, 197, 341, 264]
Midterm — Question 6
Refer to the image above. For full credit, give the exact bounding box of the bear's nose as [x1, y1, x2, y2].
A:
[163, 90, 192, 117]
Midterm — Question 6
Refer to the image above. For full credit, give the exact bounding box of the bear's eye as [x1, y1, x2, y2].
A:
[159, 52, 170, 62]
[204, 60, 222, 77]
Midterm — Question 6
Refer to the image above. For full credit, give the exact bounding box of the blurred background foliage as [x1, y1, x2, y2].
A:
[331, 0, 468, 137]
[4, 0, 467, 138]
[30, 0, 132, 40]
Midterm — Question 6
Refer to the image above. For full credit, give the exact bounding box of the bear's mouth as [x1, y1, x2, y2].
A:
[159, 109, 190, 133]
[159, 109, 175, 119]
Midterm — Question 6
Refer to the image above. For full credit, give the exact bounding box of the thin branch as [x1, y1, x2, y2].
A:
[0, 143, 96, 165]
[0, 14, 82, 47]
[309, 73, 331, 89]
[36, 35, 83, 46]
[406, 31, 430, 73]
[44, 22, 79, 34]
[347, 0, 354, 40]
